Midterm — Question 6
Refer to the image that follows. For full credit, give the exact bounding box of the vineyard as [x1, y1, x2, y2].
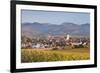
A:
[21, 48, 90, 62]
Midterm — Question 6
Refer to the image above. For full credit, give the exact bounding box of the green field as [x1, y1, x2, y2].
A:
[21, 48, 90, 63]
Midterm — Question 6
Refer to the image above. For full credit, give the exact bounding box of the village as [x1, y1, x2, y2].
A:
[21, 34, 90, 50]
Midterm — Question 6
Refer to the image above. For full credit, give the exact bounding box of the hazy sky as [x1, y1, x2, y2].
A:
[21, 10, 90, 25]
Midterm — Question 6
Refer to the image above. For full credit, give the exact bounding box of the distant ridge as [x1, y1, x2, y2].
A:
[22, 22, 90, 37]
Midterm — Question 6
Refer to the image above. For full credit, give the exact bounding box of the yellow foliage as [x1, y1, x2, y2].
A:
[21, 48, 90, 63]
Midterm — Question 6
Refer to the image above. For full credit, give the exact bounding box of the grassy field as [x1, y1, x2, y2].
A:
[21, 48, 90, 63]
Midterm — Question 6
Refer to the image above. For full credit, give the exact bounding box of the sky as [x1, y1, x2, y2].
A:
[21, 10, 90, 25]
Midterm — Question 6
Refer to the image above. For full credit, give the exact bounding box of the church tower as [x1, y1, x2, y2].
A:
[66, 34, 70, 40]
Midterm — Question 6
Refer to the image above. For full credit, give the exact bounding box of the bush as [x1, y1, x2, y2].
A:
[52, 47, 58, 50]
[74, 44, 84, 48]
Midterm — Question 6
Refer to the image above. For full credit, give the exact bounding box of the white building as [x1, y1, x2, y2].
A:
[66, 34, 70, 40]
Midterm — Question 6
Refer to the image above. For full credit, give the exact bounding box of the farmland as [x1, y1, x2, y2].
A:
[21, 48, 90, 63]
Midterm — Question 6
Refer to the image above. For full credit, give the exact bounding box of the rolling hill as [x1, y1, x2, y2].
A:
[22, 22, 90, 38]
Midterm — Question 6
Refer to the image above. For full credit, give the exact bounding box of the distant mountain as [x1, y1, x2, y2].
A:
[22, 22, 90, 38]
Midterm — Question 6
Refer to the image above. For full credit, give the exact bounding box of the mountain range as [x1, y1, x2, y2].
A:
[22, 22, 90, 38]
